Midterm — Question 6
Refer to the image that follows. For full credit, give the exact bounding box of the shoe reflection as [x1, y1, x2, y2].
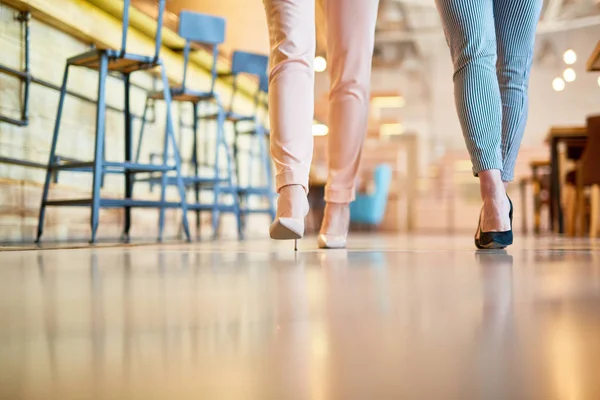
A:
[470, 250, 517, 396]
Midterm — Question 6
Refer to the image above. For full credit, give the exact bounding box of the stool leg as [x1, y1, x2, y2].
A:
[192, 102, 201, 237]
[122, 73, 133, 242]
[232, 122, 241, 187]
[134, 97, 150, 165]
[159, 62, 191, 242]
[101, 133, 106, 188]
[158, 120, 169, 242]
[247, 134, 253, 188]
[200, 102, 209, 169]
[211, 107, 224, 239]
[178, 102, 184, 149]
[90, 54, 109, 244]
[591, 185, 600, 238]
[36, 64, 70, 243]
[232, 122, 245, 233]
[226, 119, 243, 240]
[135, 97, 152, 192]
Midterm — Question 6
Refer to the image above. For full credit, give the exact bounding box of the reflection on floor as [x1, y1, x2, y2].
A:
[1, 235, 600, 399]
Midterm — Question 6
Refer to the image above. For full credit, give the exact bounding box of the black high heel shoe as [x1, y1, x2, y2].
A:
[474, 196, 513, 250]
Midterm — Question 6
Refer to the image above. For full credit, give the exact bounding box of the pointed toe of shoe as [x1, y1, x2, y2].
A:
[317, 234, 347, 249]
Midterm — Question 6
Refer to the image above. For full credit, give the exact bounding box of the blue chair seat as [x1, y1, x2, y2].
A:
[350, 164, 393, 226]
[68, 49, 159, 73]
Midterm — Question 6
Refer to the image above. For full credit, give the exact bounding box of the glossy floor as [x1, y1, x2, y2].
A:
[1, 235, 600, 399]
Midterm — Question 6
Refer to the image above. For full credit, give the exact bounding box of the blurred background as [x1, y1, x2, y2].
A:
[2, 0, 600, 242]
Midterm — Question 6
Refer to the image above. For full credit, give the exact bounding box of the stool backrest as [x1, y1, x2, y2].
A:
[259, 73, 269, 94]
[121, 0, 167, 60]
[582, 115, 600, 185]
[178, 11, 226, 92]
[228, 51, 269, 113]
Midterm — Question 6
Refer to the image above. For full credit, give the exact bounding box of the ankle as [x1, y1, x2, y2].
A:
[277, 184, 309, 219]
[324, 202, 349, 211]
[279, 184, 306, 196]
[320, 202, 350, 235]
[479, 170, 506, 202]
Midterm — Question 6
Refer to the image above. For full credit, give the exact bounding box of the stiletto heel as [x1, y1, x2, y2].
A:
[475, 196, 513, 250]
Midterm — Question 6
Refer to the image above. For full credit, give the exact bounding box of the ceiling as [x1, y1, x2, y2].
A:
[130, 0, 600, 66]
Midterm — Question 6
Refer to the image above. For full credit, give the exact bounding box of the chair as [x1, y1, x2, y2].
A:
[135, 11, 243, 239]
[36, 0, 191, 243]
[573, 115, 600, 237]
[562, 138, 588, 236]
[522, 160, 550, 235]
[350, 164, 393, 227]
[208, 52, 275, 230]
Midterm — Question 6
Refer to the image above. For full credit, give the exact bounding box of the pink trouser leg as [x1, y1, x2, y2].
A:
[324, 0, 379, 203]
[263, 0, 315, 194]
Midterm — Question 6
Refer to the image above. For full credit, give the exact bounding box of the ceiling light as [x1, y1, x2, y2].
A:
[371, 96, 405, 108]
[563, 49, 577, 65]
[563, 67, 576, 82]
[314, 56, 327, 72]
[312, 123, 329, 136]
[552, 77, 565, 92]
[380, 123, 404, 136]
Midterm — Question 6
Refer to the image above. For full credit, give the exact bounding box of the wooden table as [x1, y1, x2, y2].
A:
[545, 126, 587, 234]
[530, 160, 551, 234]
[586, 40, 600, 71]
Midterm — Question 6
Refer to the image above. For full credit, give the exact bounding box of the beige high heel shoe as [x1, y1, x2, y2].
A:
[317, 203, 350, 249]
[269, 185, 309, 251]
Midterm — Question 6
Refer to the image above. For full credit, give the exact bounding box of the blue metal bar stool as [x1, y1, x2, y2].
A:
[135, 11, 242, 240]
[36, 0, 191, 244]
[221, 55, 275, 231]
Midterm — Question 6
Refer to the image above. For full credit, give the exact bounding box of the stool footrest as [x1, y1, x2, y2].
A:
[240, 208, 275, 214]
[44, 198, 183, 208]
[51, 161, 176, 173]
[136, 176, 230, 186]
[236, 187, 275, 196]
[187, 204, 237, 212]
[183, 176, 230, 185]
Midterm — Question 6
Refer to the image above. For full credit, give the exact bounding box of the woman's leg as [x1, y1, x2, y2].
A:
[319, 0, 379, 245]
[435, 0, 510, 233]
[263, 0, 315, 236]
[435, 0, 502, 177]
[323, 0, 379, 204]
[494, 0, 543, 182]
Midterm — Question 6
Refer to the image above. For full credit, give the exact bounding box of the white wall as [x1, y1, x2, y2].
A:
[383, 25, 600, 169]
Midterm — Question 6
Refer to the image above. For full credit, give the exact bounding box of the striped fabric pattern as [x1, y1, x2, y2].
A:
[435, 0, 543, 181]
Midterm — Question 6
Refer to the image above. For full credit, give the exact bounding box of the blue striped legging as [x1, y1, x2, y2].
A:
[435, 0, 543, 181]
